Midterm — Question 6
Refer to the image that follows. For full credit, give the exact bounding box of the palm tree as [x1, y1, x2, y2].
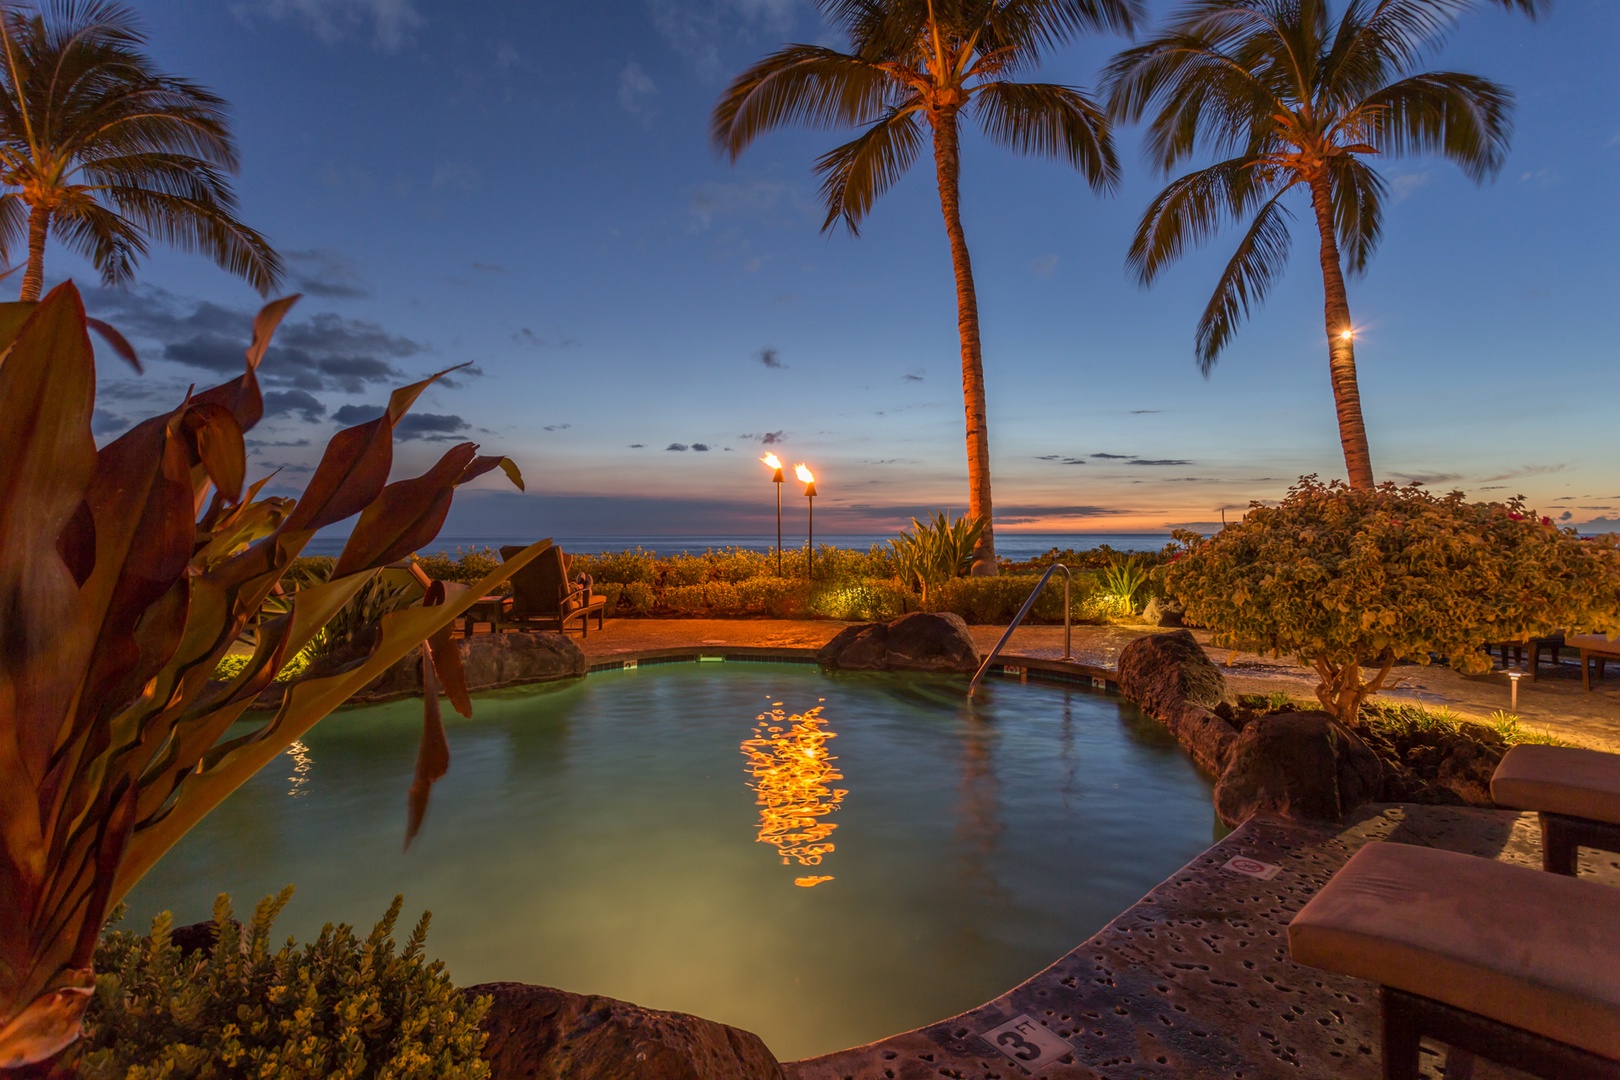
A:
[1104, 0, 1547, 489]
[713, 0, 1140, 573]
[0, 0, 281, 302]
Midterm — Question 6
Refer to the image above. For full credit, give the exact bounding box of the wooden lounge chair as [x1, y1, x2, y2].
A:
[1493, 744, 1620, 875]
[1568, 633, 1620, 691]
[1288, 841, 1620, 1080]
[499, 545, 605, 636]
[1488, 632, 1565, 680]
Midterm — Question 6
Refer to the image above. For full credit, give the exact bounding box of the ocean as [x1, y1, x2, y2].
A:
[299, 532, 1176, 561]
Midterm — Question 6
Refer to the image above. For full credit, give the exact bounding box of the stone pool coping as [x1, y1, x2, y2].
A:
[782, 804, 1620, 1080]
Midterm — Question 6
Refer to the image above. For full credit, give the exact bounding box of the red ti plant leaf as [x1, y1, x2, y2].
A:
[280, 368, 460, 536]
[85, 318, 141, 375]
[421, 581, 471, 719]
[405, 644, 451, 850]
[191, 295, 300, 433]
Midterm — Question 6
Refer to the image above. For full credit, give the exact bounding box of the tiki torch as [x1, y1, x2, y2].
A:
[796, 463, 816, 577]
[762, 453, 785, 575]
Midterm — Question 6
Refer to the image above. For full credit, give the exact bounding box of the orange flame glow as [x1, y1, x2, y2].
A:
[741, 702, 846, 887]
[761, 452, 782, 470]
[794, 463, 814, 485]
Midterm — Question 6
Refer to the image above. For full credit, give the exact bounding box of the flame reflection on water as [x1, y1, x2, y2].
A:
[741, 699, 846, 887]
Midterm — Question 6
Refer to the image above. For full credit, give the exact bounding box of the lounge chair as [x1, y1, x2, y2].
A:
[1568, 633, 1620, 691]
[1493, 744, 1620, 875]
[1488, 632, 1565, 680]
[1288, 841, 1620, 1079]
[499, 545, 606, 636]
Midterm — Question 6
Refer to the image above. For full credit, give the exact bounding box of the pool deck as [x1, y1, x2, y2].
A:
[782, 804, 1620, 1080]
[570, 618, 1620, 751]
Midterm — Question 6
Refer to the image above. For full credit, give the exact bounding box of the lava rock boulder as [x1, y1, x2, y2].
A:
[817, 612, 979, 674]
[467, 982, 785, 1080]
[1116, 629, 1225, 716]
[1213, 711, 1383, 828]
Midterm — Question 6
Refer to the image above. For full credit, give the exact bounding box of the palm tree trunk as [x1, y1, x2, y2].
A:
[20, 203, 49, 303]
[1307, 176, 1374, 489]
[929, 105, 997, 575]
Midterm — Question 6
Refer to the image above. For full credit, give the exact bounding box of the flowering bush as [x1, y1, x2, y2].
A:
[1163, 477, 1620, 725]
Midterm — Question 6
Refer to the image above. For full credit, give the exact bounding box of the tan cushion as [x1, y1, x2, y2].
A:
[1288, 841, 1620, 1060]
[1492, 744, 1620, 824]
[1569, 633, 1620, 657]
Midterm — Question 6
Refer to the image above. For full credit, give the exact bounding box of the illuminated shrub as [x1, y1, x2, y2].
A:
[1163, 477, 1620, 725]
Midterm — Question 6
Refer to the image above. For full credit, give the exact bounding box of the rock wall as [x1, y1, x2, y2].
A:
[1116, 630, 1237, 777]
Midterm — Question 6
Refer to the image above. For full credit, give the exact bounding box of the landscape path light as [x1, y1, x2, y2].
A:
[762, 452, 785, 575]
[796, 463, 816, 578]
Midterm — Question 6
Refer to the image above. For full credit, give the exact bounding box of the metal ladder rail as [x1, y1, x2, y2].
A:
[967, 563, 1071, 699]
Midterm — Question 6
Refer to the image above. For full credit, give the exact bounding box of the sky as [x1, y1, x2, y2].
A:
[57, 0, 1620, 538]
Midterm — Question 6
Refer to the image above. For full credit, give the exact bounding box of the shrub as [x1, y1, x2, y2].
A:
[1162, 477, 1620, 726]
[889, 512, 982, 604]
[573, 547, 657, 586]
[809, 578, 909, 622]
[64, 890, 489, 1080]
[414, 547, 502, 587]
[619, 580, 655, 614]
[739, 577, 815, 617]
[1098, 555, 1151, 615]
[934, 574, 1094, 624]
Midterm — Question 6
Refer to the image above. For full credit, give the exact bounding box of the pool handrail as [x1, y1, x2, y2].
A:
[967, 563, 1072, 698]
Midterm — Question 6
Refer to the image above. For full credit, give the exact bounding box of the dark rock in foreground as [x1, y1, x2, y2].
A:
[1213, 711, 1383, 828]
[816, 612, 979, 674]
[1116, 631, 1237, 776]
[467, 982, 785, 1080]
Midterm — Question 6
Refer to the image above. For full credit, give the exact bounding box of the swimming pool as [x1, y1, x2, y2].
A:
[124, 662, 1215, 1060]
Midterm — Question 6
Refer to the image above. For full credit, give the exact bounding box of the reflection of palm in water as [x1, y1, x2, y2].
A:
[741, 702, 847, 887]
[956, 722, 1004, 890]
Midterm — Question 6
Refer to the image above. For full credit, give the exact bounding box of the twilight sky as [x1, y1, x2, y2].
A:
[64, 0, 1620, 537]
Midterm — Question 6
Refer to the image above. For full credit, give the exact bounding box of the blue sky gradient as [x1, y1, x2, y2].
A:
[64, 0, 1620, 535]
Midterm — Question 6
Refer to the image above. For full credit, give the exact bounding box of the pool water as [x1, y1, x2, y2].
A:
[125, 663, 1216, 1060]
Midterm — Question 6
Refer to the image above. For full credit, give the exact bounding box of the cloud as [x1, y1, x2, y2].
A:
[1390, 472, 1463, 487]
[691, 443, 711, 451]
[285, 248, 368, 299]
[902, 369, 924, 382]
[1577, 517, 1620, 533]
[1034, 454, 1088, 465]
[1478, 464, 1566, 483]
[646, 0, 798, 79]
[396, 412, 469, 441]
[1032, 254, 1059, 278]
[618, 60, 659, 120]
[432, 162, 481, 192]
[333, 404, 384, 425]
[513, 328, 546, 348]
[543, 423, 572, 432]
[688, 179, 812, 231]
[757, 346, 784, 369]
[1091, 452, 1129, 459]
[84, 285, 424, 397]
[245, 438, 312, 448]
[263, 389, 327, 423]
[91, 409, 126, 436]
[1391, 170, 1430, 201]
[739, 430, 786, 445]
[1126, 458, 1193, 467]
[629, 443, 645, 448]
[471, 262, 507, 274]
[1130, 409, 1162, 415]
[666, 443, 689, 451]
[1560, 511, 1574, 521]
[237, 0, 422, 51]
[995, 504, 1129, 524]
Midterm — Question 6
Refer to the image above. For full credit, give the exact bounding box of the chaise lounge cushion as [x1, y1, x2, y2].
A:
[1569, 633, 1620, 657]
[1288, 841, 1620, 1060]
[1492, 744, 1620, 826]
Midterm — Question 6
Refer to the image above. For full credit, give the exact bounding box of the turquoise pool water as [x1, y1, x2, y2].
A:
[125, 663, 1216, 1060]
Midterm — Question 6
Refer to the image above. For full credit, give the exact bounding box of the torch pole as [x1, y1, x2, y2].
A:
[807, 492, 814, 578]
[775, 478, 783, 576]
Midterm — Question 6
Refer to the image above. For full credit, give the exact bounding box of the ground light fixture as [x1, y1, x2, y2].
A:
[796, 463, 816, 577]
[762, 452, 785, 575]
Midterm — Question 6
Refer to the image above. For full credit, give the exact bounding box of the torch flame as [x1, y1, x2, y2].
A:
[794, 463, 814, 485]
[761, 452, 782, 470]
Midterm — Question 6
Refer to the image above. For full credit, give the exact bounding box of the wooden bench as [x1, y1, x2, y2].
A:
[1569, 633, 1620, 691]
[1493, 743, 1620, 875]
[1288, 842, 1620, 1079]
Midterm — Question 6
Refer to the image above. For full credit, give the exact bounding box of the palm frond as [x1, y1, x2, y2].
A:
[710, 44, 894, 160]
[91, 185, 282, 293]
[1355, 70, 1513, 181]
[1126, 156, 1286, 284]
[1328, 153, 1385, 276]
[1195, 188, 1295, 372]
[982, 0, 1143, 62]
[971, 80, 1119, 191]
[1104, 36, 1281, 171]
[812, 102, 926, 234]
[49, 190, 144, 286]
